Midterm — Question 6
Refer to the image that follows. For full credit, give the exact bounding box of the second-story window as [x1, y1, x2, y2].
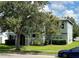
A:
[61, 22, 64, 29]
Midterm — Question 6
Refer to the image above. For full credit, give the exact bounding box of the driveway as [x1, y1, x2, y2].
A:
[0, 53, 58, 58]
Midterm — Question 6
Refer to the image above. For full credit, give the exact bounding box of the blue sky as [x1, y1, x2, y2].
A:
[43, 1, 79, 23]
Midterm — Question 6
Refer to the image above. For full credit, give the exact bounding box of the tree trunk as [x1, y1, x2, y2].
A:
[15, 33, 20, 51]
[27, 35, 30, 45]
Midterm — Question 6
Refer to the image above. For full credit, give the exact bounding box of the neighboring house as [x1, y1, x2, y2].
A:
[0, 30, 26, 45]
[0, 30, 16, 44]
[49, 17, 73, 44]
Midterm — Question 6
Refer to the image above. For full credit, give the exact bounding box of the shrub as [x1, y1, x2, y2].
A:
[33, 39, 43, 46]
[5, 40, 15, 45]
[52, 40, 66, 45]
[44, 40, 49, 45]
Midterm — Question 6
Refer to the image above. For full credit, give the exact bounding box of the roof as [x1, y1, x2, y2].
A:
[60, 17, 74, 25]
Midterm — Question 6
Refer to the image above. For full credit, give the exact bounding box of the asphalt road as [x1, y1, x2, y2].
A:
[0, 53, 58, 58]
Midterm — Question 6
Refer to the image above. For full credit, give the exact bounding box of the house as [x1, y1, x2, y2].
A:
[25, 17, 73, 45]
[60, 17, 73, 44]
[0, 30, 25, 45]
[47, 17, 73, 44]
[0, 30, 16, 44]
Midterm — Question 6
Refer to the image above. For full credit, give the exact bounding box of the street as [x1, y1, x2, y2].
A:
[0, 53, 58, 58]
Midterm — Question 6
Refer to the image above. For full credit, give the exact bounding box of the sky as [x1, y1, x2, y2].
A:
[43, 1, 79, 23]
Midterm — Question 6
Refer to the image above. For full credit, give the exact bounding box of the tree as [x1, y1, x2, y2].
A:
[45, 12, 61, 35]
[0, 1, 61, 49]
[43, 12, 61, 45]
[71, 18, 79, 38]
[0, 1, 48, 50]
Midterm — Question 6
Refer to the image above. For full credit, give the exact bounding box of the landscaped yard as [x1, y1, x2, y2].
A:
[21, 41, 79, 54]
[0, 41, 79, 54]
[0, 44, 15, 53]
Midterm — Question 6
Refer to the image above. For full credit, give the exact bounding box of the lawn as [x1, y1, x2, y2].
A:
[21, 41, 79, 54]
[0, 44, 15, 53]
[0, 41, 79, 54]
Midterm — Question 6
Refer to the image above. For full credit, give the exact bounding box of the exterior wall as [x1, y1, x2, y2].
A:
[67, 22, 73, 44]
[0, 34, 2, 43]
[0, 31, 16, 44]
[60, 21, 67, 34]
[53, 20, 73, 44]
[60, 21, 68, 43]
[61, 34, 67, 41]
[2, 32, 8, 43]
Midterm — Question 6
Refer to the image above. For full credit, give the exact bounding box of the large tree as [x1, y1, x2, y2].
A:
[45, 12, 61, 35]
[70, 17, 79, 38]
[44, 12, 61, 44]
[0, 1, 61, 49]
[0, 1, 48, 50]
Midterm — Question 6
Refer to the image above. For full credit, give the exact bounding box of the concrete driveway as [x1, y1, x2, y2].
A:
[0, 53, 58, 58]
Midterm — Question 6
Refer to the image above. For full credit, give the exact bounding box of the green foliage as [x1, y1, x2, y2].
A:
[73, 23, 79, 38]
[70, 17, 79, 38]
[0, 1, 50, 49]
[0, 1, 63, 50]
[52, 40, 66, 45]
[0, 1, 60, 34]
[45, 12, 61, 35]
[33, 39, 43, 46]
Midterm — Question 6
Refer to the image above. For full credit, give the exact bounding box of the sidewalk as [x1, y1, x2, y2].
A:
[0, 53, 57, 58]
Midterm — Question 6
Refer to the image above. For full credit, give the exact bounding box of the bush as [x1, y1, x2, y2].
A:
[5, 39, 25, 45]
[5, 40, 15, 45]
[44, 40, 49, 45]
[33, 39, 43, 46]
[52, 40, 66, 45]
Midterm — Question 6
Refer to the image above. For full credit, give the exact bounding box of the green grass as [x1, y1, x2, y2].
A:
[0, 41, 79, 54]
[0, 44, 15, 53]
[21, 41, 79, 54]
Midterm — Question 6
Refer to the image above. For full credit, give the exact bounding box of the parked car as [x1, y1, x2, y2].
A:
[58, 47, 79, 58]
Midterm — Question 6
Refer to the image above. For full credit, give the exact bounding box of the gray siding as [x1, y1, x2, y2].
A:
[60, 21, 67, 34]
[67, 22, 73, 44]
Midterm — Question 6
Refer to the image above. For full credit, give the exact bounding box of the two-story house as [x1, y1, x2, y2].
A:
[48, 17, 73, 45]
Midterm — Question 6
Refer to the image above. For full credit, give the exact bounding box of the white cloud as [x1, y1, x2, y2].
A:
[51, 3, 66, 11]
[39, 5, 51, 12]
[50, 2, 67, 17]
[64, 10, 78, 21]
[49, 1, 78, 22]
[43, 5, 51, 12]
[51, 10, 62, 17]
[50, 1, 75, 10]
[50, 1, 75, 15]
[51, 1, 75, 5]
[51, 10, 56, 15]
[64, 10, 76, 18]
